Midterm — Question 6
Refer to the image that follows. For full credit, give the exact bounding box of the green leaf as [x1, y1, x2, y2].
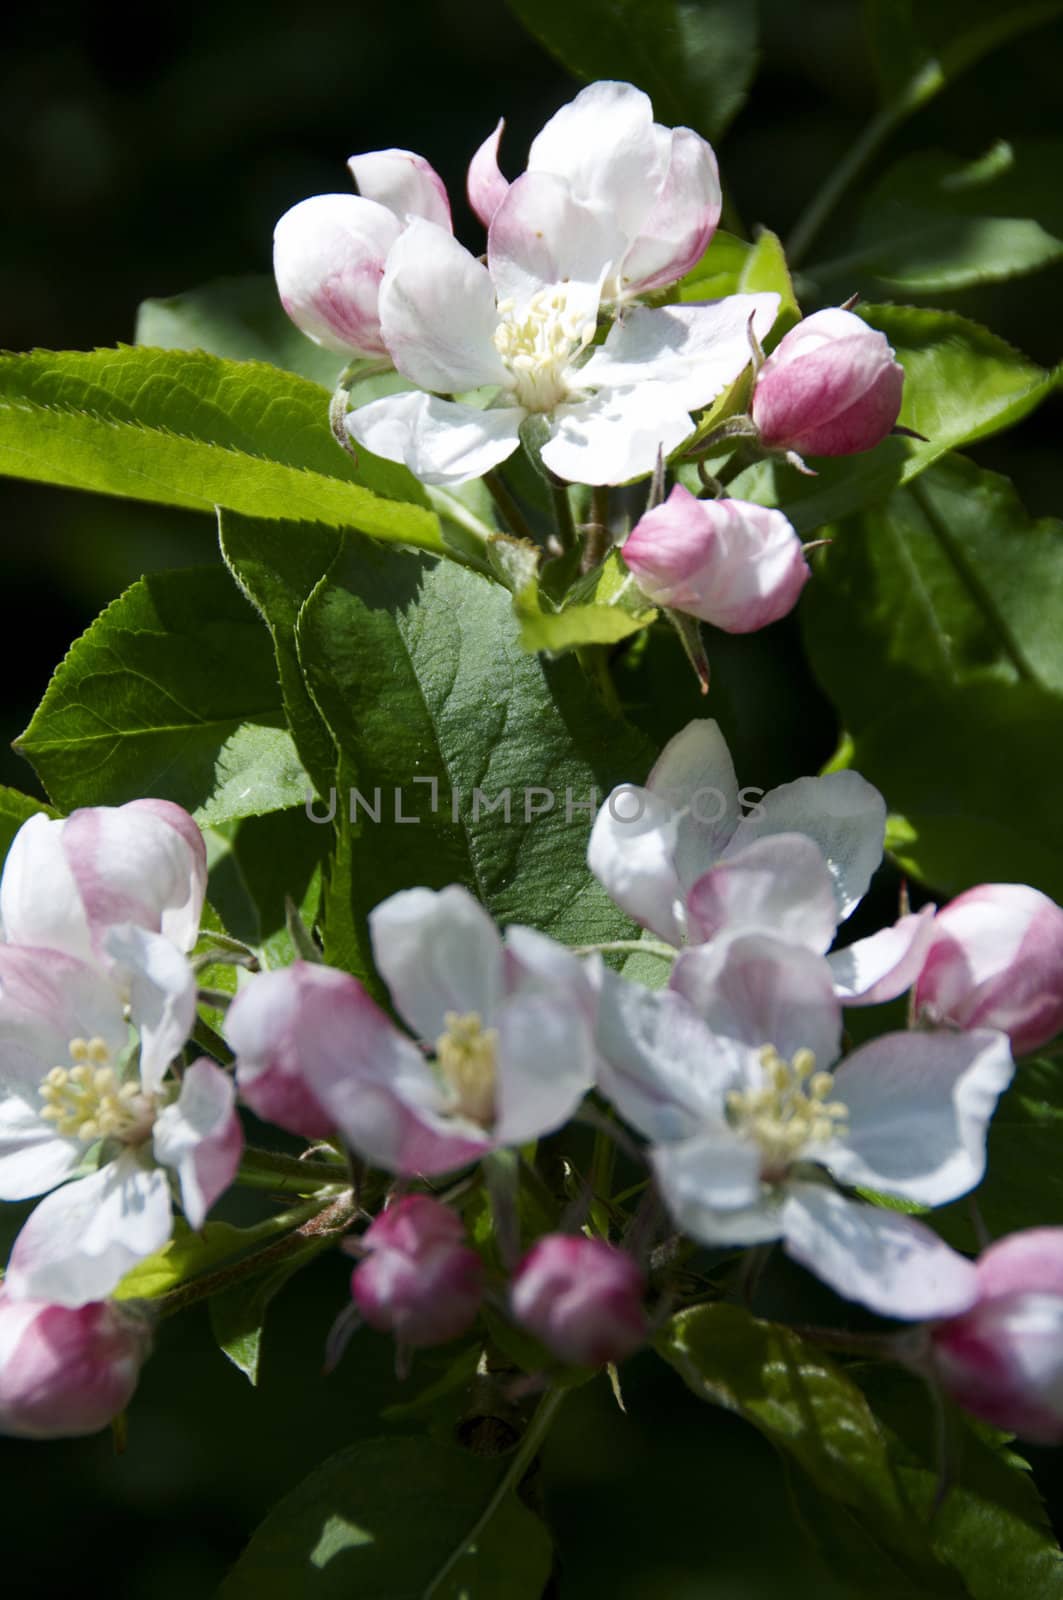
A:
[801, 453, 1063, 895]
[658, 1303, 1063, 1596]
[220, 1435, 553, 1599]
[0, 346, 443, 552]
[738, 228, 800, 339]
[866, 0, 1063, 115]
[206, 810, 328, 968]
[676, 230, 753, 302]
[290, 533, 655, 984]
[735, 305, 1055, 536]
[514, 550, 658, 653]
[0, 786, 56, 867]
[504, 0, 759, 141]
[113, 1218, 274, 1301]
[812, 139, 1063, 294]
[209, 1246, 323, 1385]
[16, 566, 310, 824]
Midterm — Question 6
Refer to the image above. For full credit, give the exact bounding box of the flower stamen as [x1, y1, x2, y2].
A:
[726, 1044, 848, 1177]
[492, 287, 595, 412]
[39, 1037, 153, 1144]
[435, 1011, 498, 1127]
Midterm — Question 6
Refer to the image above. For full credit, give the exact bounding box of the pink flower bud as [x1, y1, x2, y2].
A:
[226, 962, 340, 1140]
[510, 1235, 647, 1367]
[622, 485, 810, 632]
[914, 884, 1063, 1055]
[0, 1289, 151, 1440]
[932, 1228, 1063, 1443]
[751, 307, 904, 457]
[351, 1196, 484, 1348]
[273, 194, 402, 357]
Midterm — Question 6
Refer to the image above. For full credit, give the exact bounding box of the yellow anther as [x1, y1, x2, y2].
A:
[435, 1010, 498, 1128]
[87, 1037, 110, 1064]
[809, 1072, 834, 1100]
[69, 1038, 90, 1061]
[792, 1049, 816, 1079]
[37, 1037, 152, 1145]
[727, 1045, 849, 1174]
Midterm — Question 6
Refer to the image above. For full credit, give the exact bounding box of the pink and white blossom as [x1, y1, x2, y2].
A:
[226, 963, 340, 1139]
[621, 485, 810, 632]
[914, 884, 1063, 1055]
[751, 307, 904, 458]
[274, 147, 452, 357]
[931, 1228, 1063, 1442]
[0, 943, 239, 1306]
[468, 81, 721, 303]
[0, 1288, 152, 1440]
[351, 1195, 484, 1348]
[228, 887, 598, 1177]
[510, 1234, 647, 1366]
[1, 800, 206, 974]
[596, 936, 1012, 1318]
[346, 195, 778, 485]
[588, 718, 930, 1014]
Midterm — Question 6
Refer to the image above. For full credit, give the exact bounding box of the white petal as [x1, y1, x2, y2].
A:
[153, 1059, 242, 1231]
[488, 171, 621, 308]
[672, 933, 843, 1067]
[106, 927, 196, 1095]
[580, 295, 780, 414]
[347, 147, 452, 231]
[648, 718, 741, 888]
[528, 81, 665, 242]
[587, 785, 686, 945]
[503, 924, 598, 1025]
[829, 905, 938, 1005]
[653, 1135, 783, 1245]
[685, 833, 839, 954]
[824, 1028, 1014, 1206]
[369, 885, 505, 1042]
[467, 118, 510, 228]
[781, 1184, 978, 1319]
[0, 814, 91, 963]
[618, 127, 722, 296]
[0, 944, 128, 1100]
[493, 992, 594, 1145]
[541, 382, 696, 486]
[378, 219, 508, 392]
[727, 770, 887, 923]
[347, 390, 522, 486]
[273, 193, 400, 356]
[5, 1154, 173, 1308]
[596, 969, 746, 1141]
[0, 1094, 82, 1201]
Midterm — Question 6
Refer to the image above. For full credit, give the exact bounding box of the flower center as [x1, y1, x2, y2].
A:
[435, 1011, 498, 1128]
[492, 288, 595, 412]
[39, 1037, 154, 1145]
[726, 1045, 848, 1178]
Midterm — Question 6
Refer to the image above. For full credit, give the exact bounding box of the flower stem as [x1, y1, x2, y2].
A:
[483, 469, 537, 544]
[236, 1145, 350, 1193]
[424, 1387, 566, 1598]
[549, 479, 577, 553]
[570, 939, 677, 961]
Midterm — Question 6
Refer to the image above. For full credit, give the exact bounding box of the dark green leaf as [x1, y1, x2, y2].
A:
[801, 453, 1063, 895]
[0, 786, 56, 866]
[220, 1434, 553, 1599]
[514, 550, 657, 653]
[0, 346, 442, 550]
[738, 228, 801, 339]
[209, 1246, 325, 1385]
[16, 566, 309, 824]
[677, 230, 753, 302]
[866, 1, 1063, 113]
[206, 810, 328, 967]
[812, 139, 1063, 295]
[504, 0, 758, 141]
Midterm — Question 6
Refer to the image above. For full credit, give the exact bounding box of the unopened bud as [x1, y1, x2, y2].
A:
[914, 884, 1063, 1055]
[510, 1234, 647, 1367]
[273, 194, 402, 357]
[351, 1196, 484, 1348]
[751, 307, 904, 458]
[0, 1289, 151, 1440]
[622, 485, 809, 633]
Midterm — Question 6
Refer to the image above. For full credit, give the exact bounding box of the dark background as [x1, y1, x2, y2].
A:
[2, 2, 1062, 1593]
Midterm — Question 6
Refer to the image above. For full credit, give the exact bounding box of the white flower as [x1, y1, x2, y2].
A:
[596, 935, 1014, 1319]
[468, 80, 722, 305]
[588, 717, 936, 1004]
[346, 189, 778, 485]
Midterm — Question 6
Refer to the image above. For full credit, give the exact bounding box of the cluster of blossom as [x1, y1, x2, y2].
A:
[273, 80, 905, 637]
[4, 719, 1063, 1442]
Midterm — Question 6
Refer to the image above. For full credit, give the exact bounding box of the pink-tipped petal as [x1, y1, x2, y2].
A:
[752, 307, 904, 457]
[348, 147, 452, 232]
[467, 118, 510, 228]
[0, 1289, 152, 1440]
[510, 1234, 647, 1366]
[829, 904, 938, 1005]
[619, 127, 722, 296]
[153, 1058, 243, 1232]
[273, 193, 401, 356]
[685, 833, 838, 952]
[351, 1195, 483, 1348]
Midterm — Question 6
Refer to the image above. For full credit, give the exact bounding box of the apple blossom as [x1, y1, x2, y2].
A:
[346, 188, 778, 485]
[914, 884, 1063, 1055]
[274, 146, 452, 357]
[226, 963, 341, 1139]
[596, 935, 1013, 1318]
[226, 886, 598, 1177]
[621, 485, 810, 632]
[0, 936, 240, 1305]
[510, 1234, 648, 1366]
[1, 799, 206, 974]
[0, 1287, 152, 1440]
[930, 1228, 1063, 1442]
[751, 307, 904, 457]
[468, 80, 721, 303]
[351, 1195, 484, 1348]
